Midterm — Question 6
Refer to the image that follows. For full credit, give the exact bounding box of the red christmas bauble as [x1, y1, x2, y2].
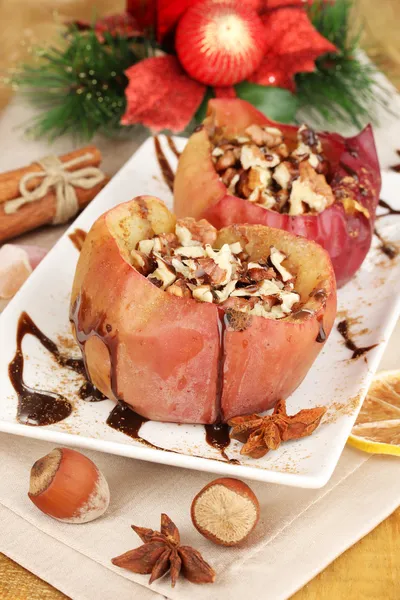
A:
[175, 0, 267, 87]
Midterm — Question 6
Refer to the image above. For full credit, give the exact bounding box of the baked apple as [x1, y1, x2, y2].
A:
[70, 196, 336, 424]
[174, 99, 381, 287]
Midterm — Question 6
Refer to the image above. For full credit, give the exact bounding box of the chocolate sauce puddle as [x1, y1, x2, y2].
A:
[68, 228, 87, 252]
[373, 228, 398, 260]
[106, 401, 164, 451]
[9, 312, 106, 426]
[166, 135, 181, 159]
[107, 402, 239, 463]
[377, 199, 400, 219]
[9, 313, 72, 426]
[154, 136, 175, 192]
[337, 319, 377, 360]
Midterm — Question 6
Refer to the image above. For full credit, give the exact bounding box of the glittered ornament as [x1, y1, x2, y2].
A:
[176, 0, 267, 87]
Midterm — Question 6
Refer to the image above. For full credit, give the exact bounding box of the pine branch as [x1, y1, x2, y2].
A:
[9, 28, 149, 140]
[295, 0, 389, 128]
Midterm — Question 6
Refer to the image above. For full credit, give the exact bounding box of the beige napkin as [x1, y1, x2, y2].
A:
[1, 84, 400, 599]
[1, 428, 399, 600]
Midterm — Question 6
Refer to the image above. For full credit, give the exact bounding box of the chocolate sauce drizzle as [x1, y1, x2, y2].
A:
[339, 160, 359, 180]
[377, 199, 400, 219]
[374, 227, 398, 260]
[316, 320, 327, 343]
[292, 308, 314, 320]
[293, 287, 328, 343]
[166, 136, 181, 159]
[389, 150, 400, 173]
[337, 319, 377, 360]
[154, 136, 175, 192]
[205, 423, 239, 463]
[216, 311, 227, 416]
[68, 228, 87, 252]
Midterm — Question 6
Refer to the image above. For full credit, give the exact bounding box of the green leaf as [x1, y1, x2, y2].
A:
[234, 82, 298, 123]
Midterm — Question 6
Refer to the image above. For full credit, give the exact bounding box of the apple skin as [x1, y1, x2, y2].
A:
[216, 224, 336, 420]
[174, 99, 381, 288]
[70, 196, 336, 424]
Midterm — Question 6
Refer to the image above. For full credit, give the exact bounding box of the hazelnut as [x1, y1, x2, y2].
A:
[191, 478, 260, 546]
[28, 448, 110, 523]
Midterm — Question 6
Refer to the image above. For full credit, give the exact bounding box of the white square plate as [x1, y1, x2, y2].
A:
[1, 136, 399, 488]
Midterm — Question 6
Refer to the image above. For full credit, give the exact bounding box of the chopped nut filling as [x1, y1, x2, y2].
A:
[211, 123, 335, 216]
[132, 218, 301, 320]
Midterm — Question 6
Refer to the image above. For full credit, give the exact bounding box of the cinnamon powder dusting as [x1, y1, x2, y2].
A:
[323, 395, 362, 424]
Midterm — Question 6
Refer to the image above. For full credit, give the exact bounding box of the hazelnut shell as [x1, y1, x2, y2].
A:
[191, 477, 260, 546]
[28, 447, 110, 523]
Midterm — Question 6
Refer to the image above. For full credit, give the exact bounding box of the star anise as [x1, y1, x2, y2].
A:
[112, 514, 215, 587]
[228, 399, 326, 459]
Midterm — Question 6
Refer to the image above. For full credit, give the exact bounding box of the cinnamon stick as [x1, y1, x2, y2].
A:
[0, 146, 102, 204]
[0, 146, 108, 243]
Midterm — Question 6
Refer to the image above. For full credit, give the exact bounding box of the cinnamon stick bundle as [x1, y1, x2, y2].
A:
[0, 146, 108, 243]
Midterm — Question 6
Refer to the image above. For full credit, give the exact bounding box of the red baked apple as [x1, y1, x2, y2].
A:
[71, 196, 336, 423]
[174, 99, 381, 287]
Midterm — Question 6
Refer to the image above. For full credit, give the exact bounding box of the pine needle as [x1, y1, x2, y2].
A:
[295, 0, 389, 128]
[10, 28, 148, 140]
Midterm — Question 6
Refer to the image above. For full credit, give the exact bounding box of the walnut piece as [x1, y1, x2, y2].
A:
[135, 221, 303, 321]
[211, 122, 334, 217]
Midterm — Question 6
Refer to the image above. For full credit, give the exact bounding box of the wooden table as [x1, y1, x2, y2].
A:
[0, 0, 399, 598]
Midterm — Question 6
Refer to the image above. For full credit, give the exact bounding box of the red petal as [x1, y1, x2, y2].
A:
[122, 55, 206, 132]
[126, 0, 157, 29]
[250, 8, 336, 89]
[95, 13, 142, 40]
[213, 86, 237, 99]
[157, 0, 196, 41]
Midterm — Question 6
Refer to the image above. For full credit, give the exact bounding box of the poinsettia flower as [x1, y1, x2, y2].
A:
[126, 0, 157, 30]
[123, 0, 336, 131]
[249, 7, 337, 91]
[122, 55, 206, 131]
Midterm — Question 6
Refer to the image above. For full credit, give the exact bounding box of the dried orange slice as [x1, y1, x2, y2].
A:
[348, 370, 400, 456]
